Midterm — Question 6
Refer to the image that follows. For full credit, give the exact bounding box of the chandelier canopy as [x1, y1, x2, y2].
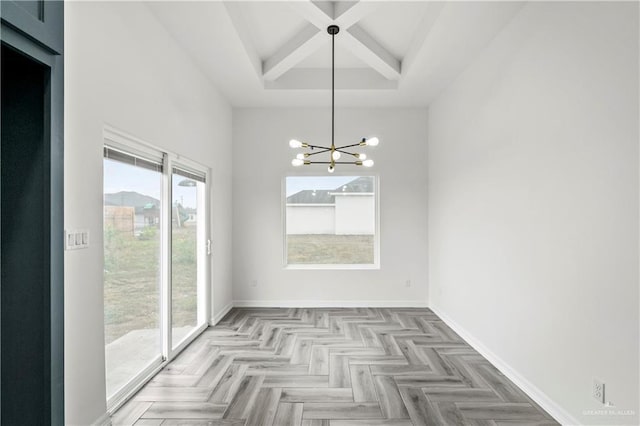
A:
[289, 25, 379, 173]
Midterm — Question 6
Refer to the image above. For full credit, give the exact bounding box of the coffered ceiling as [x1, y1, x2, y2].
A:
[147, 1, 525, 107]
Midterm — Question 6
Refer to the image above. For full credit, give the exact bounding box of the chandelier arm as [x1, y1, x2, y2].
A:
[306, 144, 331, 150]
[306, 161, 361, 165]
[335, 142, 365, 150]
[335, 149, 360, 156]
[305, 149, 331, 156]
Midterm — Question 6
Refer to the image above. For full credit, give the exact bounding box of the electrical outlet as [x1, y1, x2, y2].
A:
[593, 379, 605, 404]
[250, 280, 258, 288]
[405, 280, 411, 287]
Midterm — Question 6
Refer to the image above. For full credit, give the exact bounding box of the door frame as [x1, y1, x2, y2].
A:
[102, 126, 211, 413]
[0, 20, 64, 426]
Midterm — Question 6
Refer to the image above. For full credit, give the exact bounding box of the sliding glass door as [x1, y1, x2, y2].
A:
[171, 166, 207, 350]
[103, 147, 164, 401]
[103, 133, 210, 409]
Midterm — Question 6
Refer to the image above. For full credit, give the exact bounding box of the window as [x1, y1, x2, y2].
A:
[103, 128, 210, 409]
[103, 146, 163, 401]
[285, 176, 378, 268]
[171, 166, 207, 350]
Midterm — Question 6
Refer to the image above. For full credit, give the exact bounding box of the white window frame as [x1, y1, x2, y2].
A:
[282, 173, 380, 270]
[169, 157, 210, 357]
[103, 125, 211, 413]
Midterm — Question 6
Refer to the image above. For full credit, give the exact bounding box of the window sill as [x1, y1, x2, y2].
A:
[284, 263, 380, 270]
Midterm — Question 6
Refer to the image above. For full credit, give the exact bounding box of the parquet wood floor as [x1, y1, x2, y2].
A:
[111, 308, 558, 426]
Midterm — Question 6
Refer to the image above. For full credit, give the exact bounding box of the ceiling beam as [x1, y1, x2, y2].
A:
[310, 1, 335, 20]
[264, 68, 398, 90]
[288, 1, 333, 29]
[333, 1, 356, 20]
[269, 0, 399, 85]
[334, 1, 378, 29]
[343, 24, 401, 80]
[263, 24, 327, 81]
[290, 1, 379, 32]
[401, 1, 446, 77]
[224, 2, 262, 79]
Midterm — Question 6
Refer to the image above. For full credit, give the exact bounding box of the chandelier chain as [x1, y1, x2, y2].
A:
[332, 27, 336, 153]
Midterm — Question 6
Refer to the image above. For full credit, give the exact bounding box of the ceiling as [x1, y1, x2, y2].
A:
[147, 1, 525, 107]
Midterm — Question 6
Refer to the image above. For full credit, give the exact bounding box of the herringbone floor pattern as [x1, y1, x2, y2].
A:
[112, 308, 558, 426]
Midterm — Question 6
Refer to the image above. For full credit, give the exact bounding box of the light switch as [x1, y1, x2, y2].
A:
[65, 231, 75, 249]
[65, 229, 89, 250]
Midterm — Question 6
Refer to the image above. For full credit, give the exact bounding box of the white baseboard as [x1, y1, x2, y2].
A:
[211, 301, 234, 325]
[91, 412, 111, 426]
[233, 300, 428, 308]
[430, 305, 578, 426]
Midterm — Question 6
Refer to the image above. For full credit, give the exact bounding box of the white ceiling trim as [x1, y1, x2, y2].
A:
[148, 1, 526, 106]
[290, 1, 333, 27]
[263, 24, 328, 81]
[401, 1, 446, 77]
[223, 2, 262, 81]
[227, 0, 403, 89]
[344, 24, 400, 80]
[264, 68, 398, 90]
[333, 1, 378, 29]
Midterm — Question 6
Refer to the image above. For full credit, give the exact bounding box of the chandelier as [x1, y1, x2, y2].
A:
[289, 25, 379, 173]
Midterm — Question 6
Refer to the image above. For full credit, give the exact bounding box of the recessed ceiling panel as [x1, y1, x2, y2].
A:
[297, 41, 371, 69]
[358, 2, 431, 60]
[236, 2, 310, 60]
[148, 1, 525, 106]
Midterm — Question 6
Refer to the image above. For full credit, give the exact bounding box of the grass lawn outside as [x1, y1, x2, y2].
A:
[104, 224, 198, 344]
[286, 234, 374, 265]
[105, 230, 374, 344]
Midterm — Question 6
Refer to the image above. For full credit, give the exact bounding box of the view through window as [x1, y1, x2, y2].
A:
[285, 176, 377, 266]
[103, 151, 163, 399]
[103, 141, 209, 406]
[171, 167, 206, 349]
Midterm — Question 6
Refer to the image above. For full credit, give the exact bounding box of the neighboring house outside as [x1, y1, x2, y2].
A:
[173, 203, 197, 227]
[104, 206, 135, 234]
[286, 177, 375, 235]
[143, 203, 160, 226]
[104, 191, 160, 235]
[183, 207, 197, 223]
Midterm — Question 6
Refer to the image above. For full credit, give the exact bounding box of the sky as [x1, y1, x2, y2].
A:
[104, 159, 198, 208]
[105, 159, 360, 204]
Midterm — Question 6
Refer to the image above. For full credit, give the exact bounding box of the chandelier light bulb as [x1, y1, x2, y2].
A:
[296, 153, 306, 160]
[291, 158, 304, 167]
[289, 139, 303, 148]
[362, 159, 374, 167]
[328, 165, 335, 173]
[365, 137, 379, 147]
[356, 153, 366, 160]
[332, 151, 341, 160]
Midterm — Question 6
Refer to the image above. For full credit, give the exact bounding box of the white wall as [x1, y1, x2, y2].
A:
[427, 2, 638, 425]
[286, 196, 375, 235]
[286, 205, 335, 235]
[65, 2, 232, 425]
[233, 108, 428, 305]
[335, 195, 375, 235]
